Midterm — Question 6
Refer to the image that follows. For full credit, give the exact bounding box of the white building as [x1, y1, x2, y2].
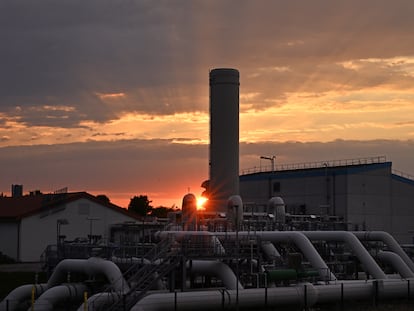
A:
[0, 192, 140, 262]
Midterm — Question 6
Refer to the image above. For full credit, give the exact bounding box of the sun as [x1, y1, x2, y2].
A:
[196, 196, 208, 210]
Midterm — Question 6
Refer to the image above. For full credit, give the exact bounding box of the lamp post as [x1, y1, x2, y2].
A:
[260, 155, 276, 172]
[261, 156, 276, 199]
[56, 219, 69, 245]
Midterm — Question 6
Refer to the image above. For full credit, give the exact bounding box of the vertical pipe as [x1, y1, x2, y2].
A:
[373, 280, 379, 307]
[304, 284, 308, 311]
[265, 273, 268, 308]
[31, 285, 35, 311]
[83, 291, 88, 311]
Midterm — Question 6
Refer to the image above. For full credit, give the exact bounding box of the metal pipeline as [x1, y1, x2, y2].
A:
[302, 231, 387, 279]
[0, 283, 47, 311]
[210, 231, 336, 281]
[0, 257, 128, 310]
[156, 231, 226, 255]
[76, 292, 122, 311]
[76, 259, 241, 310]
[189, 260, 243, 290]
[131, 283, 318, 311]
[131, 279, 414, 311]
[377, 251, 414, 278]
[47, 257, 129, 292]
[28, 283, 88, 311]
[353, 231, 414, 273]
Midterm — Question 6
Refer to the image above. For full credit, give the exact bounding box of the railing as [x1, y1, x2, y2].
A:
[241, 155, 387, 175]
[105, 236, 180, 311]
[392, 169, 414, 181]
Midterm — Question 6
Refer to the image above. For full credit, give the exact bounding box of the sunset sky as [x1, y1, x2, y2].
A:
[1, 0, 414, 208]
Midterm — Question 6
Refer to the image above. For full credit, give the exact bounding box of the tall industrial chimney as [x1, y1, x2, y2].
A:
[208, 68, 240, 212]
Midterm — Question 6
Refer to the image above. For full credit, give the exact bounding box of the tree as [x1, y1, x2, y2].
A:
[150, 206, 176, 218]
[128, 195, 153, 217]
[96, 194, 110, 204]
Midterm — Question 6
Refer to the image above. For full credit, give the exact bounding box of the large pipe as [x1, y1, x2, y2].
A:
[47, 257, 129, 292]
[0, 283, 48, 311]
[76, 292, 121, 311]
[29, 283, 87, 311]
[377, 251, 414, 279]
[302, 231, 387, 279]
[131, 279, 414, 311]
[216, 231, 336, 281]
[189, 260, 243, 290]
[76, 259, 241, 311]
[316, 279, 414, 303]
[159, 231, 336, 281]
[353, 231, 414, 273]
[131, 283, 318, 311]
[261, 240, 281, 261]
[0, 257, 129, 310]
[156, 230, 226, 256]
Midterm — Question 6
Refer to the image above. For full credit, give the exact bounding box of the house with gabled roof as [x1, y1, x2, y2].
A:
[0, 191, 140, 262]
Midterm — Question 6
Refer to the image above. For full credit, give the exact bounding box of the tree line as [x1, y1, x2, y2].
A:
[96, 194, 178, 218]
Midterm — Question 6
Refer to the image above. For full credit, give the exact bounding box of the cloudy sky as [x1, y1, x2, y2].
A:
[1, 0, 414, 207]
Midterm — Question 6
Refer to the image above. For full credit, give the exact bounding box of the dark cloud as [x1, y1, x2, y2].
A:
[0, 139, 413, 206]
[1, 1, 414, 127]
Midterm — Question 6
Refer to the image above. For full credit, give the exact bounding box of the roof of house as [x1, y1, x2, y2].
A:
[0, 191, 141, 221]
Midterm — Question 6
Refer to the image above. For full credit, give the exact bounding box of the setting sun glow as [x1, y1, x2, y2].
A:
[197, 197, 208, 210]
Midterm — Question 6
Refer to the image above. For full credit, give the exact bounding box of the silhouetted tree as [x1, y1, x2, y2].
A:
[150, 206, 176, 218]
[128, 195, 153, 216]
[96, 194, 110, 204]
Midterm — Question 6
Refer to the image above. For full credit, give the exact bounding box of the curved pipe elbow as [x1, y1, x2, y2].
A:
[31, 283, 88, 311]
[378, 251, 414, 279]
[353, 231, 414, 274]
[189, 260, 243, 290]
[303, 231, 387, 280]
[47, 257, 129, 292]
[0, 283, 47, 311]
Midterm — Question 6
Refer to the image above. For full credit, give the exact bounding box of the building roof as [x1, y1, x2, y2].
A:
[240, 161, 393, 182]
[0, 191, 140, 221]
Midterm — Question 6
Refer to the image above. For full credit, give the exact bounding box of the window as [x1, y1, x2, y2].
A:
[273, 182, 281, 193]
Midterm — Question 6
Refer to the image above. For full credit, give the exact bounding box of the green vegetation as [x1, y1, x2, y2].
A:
[128, 195, 153, 216]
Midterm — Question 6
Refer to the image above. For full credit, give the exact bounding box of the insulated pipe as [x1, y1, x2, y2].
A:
[76, 292, 121, 311]
[353, 231, 414, 273]
[377, 251, 414, 279]
[159, 231, 335, 281]
[47, 257, 129, 292]
[0, 283, 48, 311]
[316, 279, 414, 303]
[131, 283, 318, 311]
[189, 260, 243, 290]
[211, 231, 336, 281]
[29, 283, 88, 311]
[227, 195, 243, 231]
[131, 279, 414, 311]
[156, 231, 226, 256]
[302, 231, 387, 279]
[261, 241, 281, 261]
